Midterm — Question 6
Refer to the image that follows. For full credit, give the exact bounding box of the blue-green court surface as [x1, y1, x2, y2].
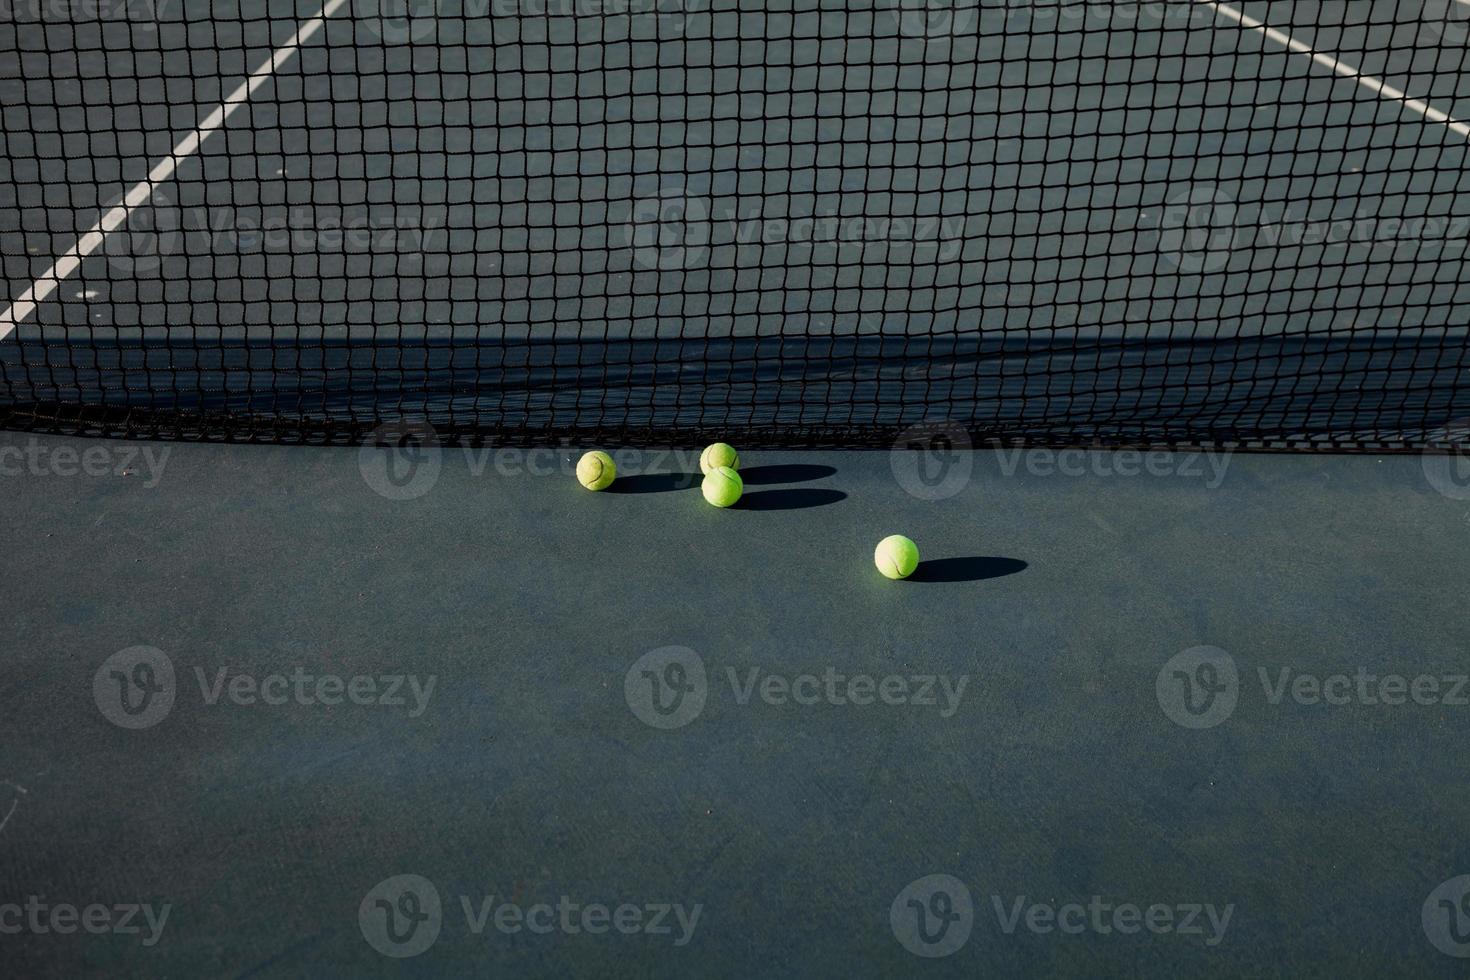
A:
[3, 434, 1469, 975]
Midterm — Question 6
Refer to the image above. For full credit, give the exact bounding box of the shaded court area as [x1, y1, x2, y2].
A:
[2, 432, 1469, 974]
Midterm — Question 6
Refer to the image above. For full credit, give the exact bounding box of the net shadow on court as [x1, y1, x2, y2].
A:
[2, 332, 1465, 450]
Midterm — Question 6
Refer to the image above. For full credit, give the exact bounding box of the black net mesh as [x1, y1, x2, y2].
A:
[1, 0, 1469, 448]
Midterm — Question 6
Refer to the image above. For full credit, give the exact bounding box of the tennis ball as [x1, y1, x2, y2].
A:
[576, 450, 616, 491]
[874, 534, 919, 580]
[699, 442, 740, 475]
[701, 465, 743, 507]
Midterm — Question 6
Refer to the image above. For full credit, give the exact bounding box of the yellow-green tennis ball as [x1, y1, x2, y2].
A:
[701, 465, 743, 507]
[699, 442, 740, 475]
[576, 450, 616, 491]
[874, 534, 919, 580]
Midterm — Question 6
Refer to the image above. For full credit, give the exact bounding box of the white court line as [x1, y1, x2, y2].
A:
[0, 0, 350, 341]
[1197, 0, 1470, 140]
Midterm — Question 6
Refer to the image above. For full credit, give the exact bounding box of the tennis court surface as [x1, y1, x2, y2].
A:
[4, 434, 1470, 975]
[4, 0, 1470, 975]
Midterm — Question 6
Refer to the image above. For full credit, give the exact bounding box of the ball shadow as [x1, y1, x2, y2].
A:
[908, 556, 1028, 583]
[607, 472, 700, 493]
[739, 488, 847, 511]
[739, 464, 838, 486]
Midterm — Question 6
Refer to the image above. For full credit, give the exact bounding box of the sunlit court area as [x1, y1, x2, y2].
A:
[3, 0, 1470, 975]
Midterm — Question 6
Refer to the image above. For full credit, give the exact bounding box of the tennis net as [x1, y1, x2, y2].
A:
[2, 0, 1469, 449]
